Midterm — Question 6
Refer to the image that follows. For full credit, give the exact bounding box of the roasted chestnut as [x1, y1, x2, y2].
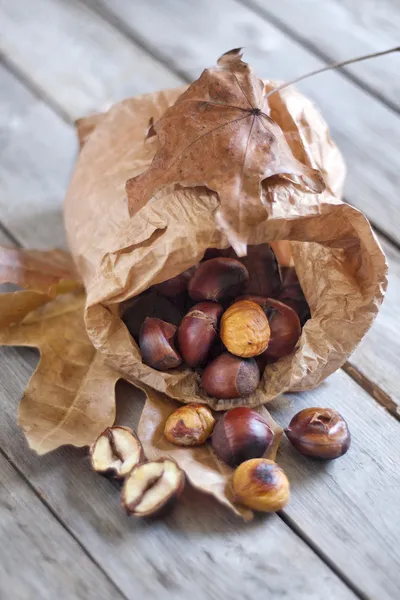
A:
[121, 459, 185, 517]
[122, 291, 183, 340]
[211, 407, 273, 466]
[164, 403, 215, 446]
[90, 426, 144, 479]
[220, 300, 270, 358]
[201, 353, 260, 399]
[188, 257, 249, 302]
[238, 296, 301, 362]
[178, 302, 223, 367]
[233, 459, 290, 512]
[139, 317, 182, 371]
[285, 407, 351, 459]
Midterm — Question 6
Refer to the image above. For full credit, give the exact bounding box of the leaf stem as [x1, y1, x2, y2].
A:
[265, 46, 400, 98]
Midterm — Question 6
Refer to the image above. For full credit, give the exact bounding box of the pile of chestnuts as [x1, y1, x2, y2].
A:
[88, 404, 351, 518]
[122, 244, 305, 400]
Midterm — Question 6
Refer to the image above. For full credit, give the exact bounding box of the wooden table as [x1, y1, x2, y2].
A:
[1, 1, 400, 598]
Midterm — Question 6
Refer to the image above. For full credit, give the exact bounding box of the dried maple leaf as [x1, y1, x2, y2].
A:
[137, 383, 283, 520]
[0, 246, 120, 454]
[126, 48, 325, 254]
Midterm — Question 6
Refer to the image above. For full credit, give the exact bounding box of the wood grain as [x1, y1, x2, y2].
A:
[270, 369, 400, 600]
[0, 348, 356, 600]
[86, 0, 400, 246]
[0, 0, 182, 120]
[0, 452, 124, 600]
[242, 0, 400, 112]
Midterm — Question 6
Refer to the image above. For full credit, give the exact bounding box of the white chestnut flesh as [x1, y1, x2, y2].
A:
[90, 426, 144, 479]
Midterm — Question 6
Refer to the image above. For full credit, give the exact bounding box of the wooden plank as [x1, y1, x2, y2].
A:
[347, 236, 400, 415]
[0, 64, 74, 249]
[242, 0, 400, 112]
[269, 369, 400, 600]
[85, 0, 400, 246]
[0, 0, 182, 120]
[0, 348, 356, 600]
[0, 452, 124, 600]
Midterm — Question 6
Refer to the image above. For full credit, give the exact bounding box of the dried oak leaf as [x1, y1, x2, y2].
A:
[137, 383, 283, 521]
[126, 48, 325, 254]
[0, 246, 120, 454]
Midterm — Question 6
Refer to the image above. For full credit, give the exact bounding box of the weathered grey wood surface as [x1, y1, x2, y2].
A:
[0, 0, 400, 598]
[1, 0, 400, 415]
[0, 452, 124, 600]
[244, 0, 400, 111]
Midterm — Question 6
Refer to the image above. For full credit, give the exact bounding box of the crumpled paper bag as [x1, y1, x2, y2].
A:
[64, 83, 387, 411]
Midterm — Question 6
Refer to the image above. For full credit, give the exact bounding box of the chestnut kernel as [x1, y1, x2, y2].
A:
[201, 353, 260, 399]
[153, 266, 196, 298]
[122, 459, 185, 517]
[233, 459, 290, 512]
[211, 407, 273, 466]
[285, 408, 351, 460]
[164, 403, 215, 446]
[220, 300, 270, 358]
[188, 257, 249, 302]
[90, 426, 144, 479]
[139, 317, 182, 371]
[178, 302, 223, 367]
[238, 296, 301, 361]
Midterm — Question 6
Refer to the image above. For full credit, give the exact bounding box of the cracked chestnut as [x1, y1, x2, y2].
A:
[178, 301, 223, 367]
[164, 403, 215, 446]
[233, 459, 290, 512]
[285, 408, 351, 459]
[220, 300, 270, 358]
[122, 459, 185, 517]
[211, 407, 273, 466]
[139, 317, 182, 371]
[201, 353, 260, 399]
[188, 257, 249, 302]
[90, 426, 144, 479]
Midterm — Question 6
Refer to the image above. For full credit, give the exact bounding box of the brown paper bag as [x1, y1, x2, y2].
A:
[64, 82, 387, 411]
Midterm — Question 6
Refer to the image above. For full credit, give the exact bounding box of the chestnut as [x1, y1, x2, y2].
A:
[122, 291, 183, 340]
[233, 459, 290, 512]
[90, 426, 144, 479]
[121, 459, 185, 517]
[211, 407, 273, 466]
[238, 296, 301, 361]
[201, 353, 260, 399]
[178, 302, 223, 367]
[285, 408, 351, 460]
[153, 266, 196, 298]
[188, 257, 249, 302]
[220, 300, 270, 358]
[139, 317, 182, 371]
[164, 403, 215, 446]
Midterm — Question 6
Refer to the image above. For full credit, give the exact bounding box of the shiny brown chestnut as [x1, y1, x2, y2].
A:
[139, 317, 182, 371]
[178, 302, 223, 367]
[285, 408, 351, 460]
[238, 296, 301, 362]
[122, 291, 183, 341]
[153, 266, 196, 298]
[201, 353, 260, 400]
[188, 257, 249, 302]
[212, 407, 274, 466]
